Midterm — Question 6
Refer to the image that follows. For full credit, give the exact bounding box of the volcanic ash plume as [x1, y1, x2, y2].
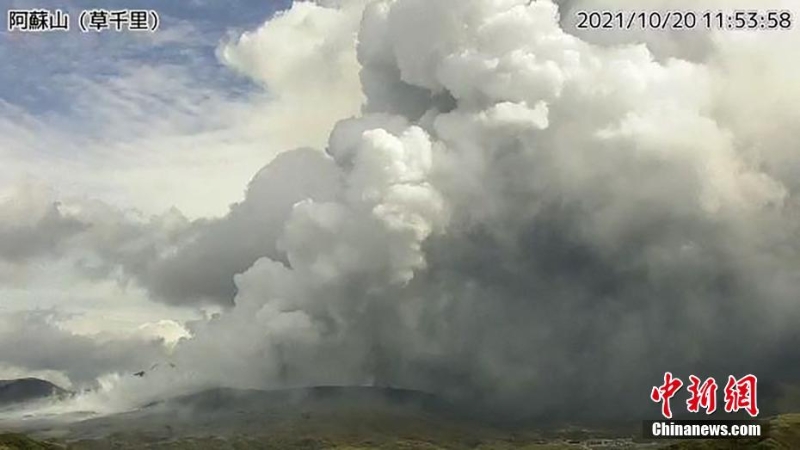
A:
[57, 0, 800, 420]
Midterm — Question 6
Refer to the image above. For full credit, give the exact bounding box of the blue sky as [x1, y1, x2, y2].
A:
[0, 0, 306, 218]
[1, 0, 290, 117]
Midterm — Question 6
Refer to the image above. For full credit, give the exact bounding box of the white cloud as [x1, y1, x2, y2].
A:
[219, 0, 365, 152]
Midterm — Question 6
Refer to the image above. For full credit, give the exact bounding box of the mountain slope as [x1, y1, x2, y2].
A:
[3, 385, 798, 449]
[0, 379, 69, 408]
[61, 386, 486, 442]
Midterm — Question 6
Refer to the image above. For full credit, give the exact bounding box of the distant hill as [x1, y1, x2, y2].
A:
[0, 379, 70, 407]
[37, 386, 540, 449]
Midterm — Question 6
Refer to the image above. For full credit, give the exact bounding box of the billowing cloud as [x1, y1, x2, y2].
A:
[219, 0, 365, 151]
[164, 0, 800, 419]
[0, 311, 167, 387]
[105, 148, 343, 306]
[0, 181, 86, 263]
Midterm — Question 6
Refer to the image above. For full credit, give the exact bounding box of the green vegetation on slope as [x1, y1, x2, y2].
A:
[0, 433, 59, 450]
[64, 437, 585, 450]
[4, 413, 800, 449]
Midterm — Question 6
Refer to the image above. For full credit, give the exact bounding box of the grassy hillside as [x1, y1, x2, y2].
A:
[61, 414, 800, 449]
[0, 433, 60, 450]
[3, 416, 797, 450]
[2, 387, 798, 450]
[7, 415, 799, 449]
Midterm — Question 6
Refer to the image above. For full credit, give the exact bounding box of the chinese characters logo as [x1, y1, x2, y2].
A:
[7, 9, 159, 33]
[651, 372, 758, 418]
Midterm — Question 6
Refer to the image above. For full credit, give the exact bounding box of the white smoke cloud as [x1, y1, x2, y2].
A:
[219, 0, 365, 151]
[0, 180, 87, 264]
[4, 0, 800, 421]
[143, 0, 798, 418]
